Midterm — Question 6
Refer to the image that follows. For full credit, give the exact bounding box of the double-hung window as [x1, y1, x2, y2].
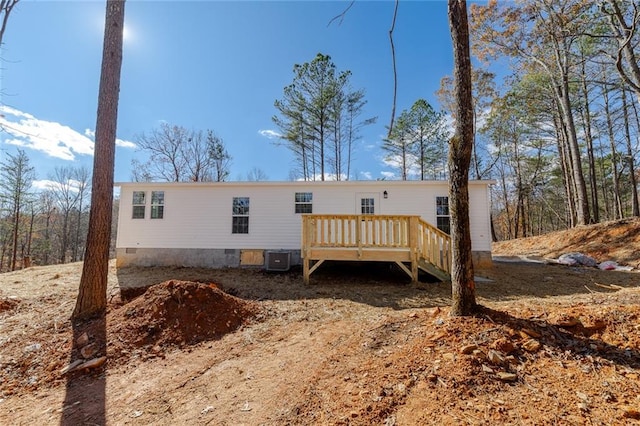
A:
[132, 191, 146, 219]
[232, 197, 250, 234]
[295, 192, 313, 214]
[151, 191, 165, 219]
[436, 196, 450, 234]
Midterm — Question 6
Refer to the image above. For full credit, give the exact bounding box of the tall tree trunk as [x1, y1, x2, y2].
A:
[74, 0, 125, 320]
[597, 141, 612, 220]
[553, 109, 575, 228]
[621, 88, 640, 216]
[498, 161, 513, 239]
[602, 82, 624, 219]
[60, 214, 69, 264]
[579, 56, 599, 223]
[10, 201, 20, 271]
[26, 203, 35, 261]
[546, 29, 589, 225]
[555, 77, 590, 225]
[74, 191, 84, 262]
[448, 0, 476, 316]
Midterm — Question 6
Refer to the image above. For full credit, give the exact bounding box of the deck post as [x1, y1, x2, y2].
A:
[302, 216, 310, 284]
[303, 258, 310, 284]
[300, 214, 451, 284]
[409, 216, 419, 283]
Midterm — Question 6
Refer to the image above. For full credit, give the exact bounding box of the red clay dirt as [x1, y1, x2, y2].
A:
[1, 218, 639, 425]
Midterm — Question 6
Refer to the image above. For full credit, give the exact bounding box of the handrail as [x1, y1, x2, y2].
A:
[416, 217, 452, 274]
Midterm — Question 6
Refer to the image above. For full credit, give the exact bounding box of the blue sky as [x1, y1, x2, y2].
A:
[1, 0, 457, 186]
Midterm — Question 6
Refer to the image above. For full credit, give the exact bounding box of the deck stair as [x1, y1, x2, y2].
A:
[301, 214, 451, 284]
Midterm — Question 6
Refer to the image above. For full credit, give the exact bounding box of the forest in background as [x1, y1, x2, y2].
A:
[466, 0, 640, 239]
[1, 0, 639, 271]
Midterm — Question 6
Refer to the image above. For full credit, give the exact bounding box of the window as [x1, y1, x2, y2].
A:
[436, 196, 450, 234]
[132, 191, 145, 219]
[232, 197, 250, 234]
[295, 192, 313, 214]
[151, 191, 164, 219]
[361, 198, 375, 214]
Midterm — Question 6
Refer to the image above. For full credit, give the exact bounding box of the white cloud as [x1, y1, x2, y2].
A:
[380, 171, 396, 180]
[116, 138, 137, 149]
[0, 106, 135, 161]
[381, 153, 421, 178]
[32, 180, 58, 191]
[360, 171, 372, 180]
[295, 173, 348, 181]
[84, 129, 136, 149]
[32, 179, 83, 193]
[0, 106, 94, 160]
[363, 143, 376, 151]
[258, 129, 282, 139]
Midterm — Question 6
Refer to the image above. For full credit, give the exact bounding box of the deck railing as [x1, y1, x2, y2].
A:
[416, 217, 452, 274]
[302, 214, 413, 249]
[301, 214, 452, 282]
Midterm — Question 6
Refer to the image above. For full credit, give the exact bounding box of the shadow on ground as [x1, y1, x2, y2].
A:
[60, 315, 107, 426]
[115, 259, 639, 310]
[481, 306, 640, 371]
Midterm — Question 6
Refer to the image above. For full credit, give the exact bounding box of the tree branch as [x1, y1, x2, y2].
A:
[327, 0, 355, 27]
[387, 0, 399, 139]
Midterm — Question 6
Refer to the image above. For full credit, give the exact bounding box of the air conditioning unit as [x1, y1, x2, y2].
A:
[265, 251, 291, 272]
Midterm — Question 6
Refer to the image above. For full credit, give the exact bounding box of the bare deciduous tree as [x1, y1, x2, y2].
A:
[0, 149, 34, 271]
[0, 0, 19, 45]
[132, 124, 231, 182]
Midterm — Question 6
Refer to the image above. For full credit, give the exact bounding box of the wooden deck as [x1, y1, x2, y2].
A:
[301, 214, 452, 284]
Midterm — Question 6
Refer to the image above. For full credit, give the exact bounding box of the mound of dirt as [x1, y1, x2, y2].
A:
[493, 217, 640, 267]
[109, 280, 260, 349]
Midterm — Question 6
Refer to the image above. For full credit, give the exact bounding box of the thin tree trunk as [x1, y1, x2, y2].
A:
[621, 88, 640, 216]
[556, 80, 590, 225]
[602, 82, 624, 219]
[74, 0, 125, 320]
[553, 110, 575, 228]
[26, 203, 34, 261]
[499, 162, 513, 239]
[548, 32, 589, 225]
[448, 0, 476, 316]
[580, 56, 599, 223]
[10, 201, 19, 271]
[597, 140, 612, 220]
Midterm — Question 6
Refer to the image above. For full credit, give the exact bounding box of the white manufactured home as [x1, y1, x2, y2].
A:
[115, 180, 494, 282]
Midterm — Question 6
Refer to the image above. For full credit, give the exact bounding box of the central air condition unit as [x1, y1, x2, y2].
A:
[265, 251, 291, 271]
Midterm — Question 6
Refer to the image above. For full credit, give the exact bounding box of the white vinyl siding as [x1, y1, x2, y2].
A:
[116, 181, 493, 252]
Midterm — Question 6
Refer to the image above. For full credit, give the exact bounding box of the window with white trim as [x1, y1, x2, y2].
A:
[295, 192, 313, 214]
[132, 191, 146, 219]
[151, 191, 164, 219]
[361, 198, 375, 214]
[232, 197, 250, 234]
[436, 196, 450, 234]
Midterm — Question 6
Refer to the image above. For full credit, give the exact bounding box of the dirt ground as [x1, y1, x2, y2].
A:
[1, 218, 639, 425]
